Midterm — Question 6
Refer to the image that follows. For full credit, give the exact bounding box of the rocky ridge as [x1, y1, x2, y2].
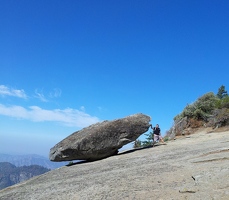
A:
[0, 154, 67, 170]
[0, 163, 50, 190]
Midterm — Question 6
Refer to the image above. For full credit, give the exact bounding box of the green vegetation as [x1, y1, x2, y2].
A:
[163, 136, 169, 142]
[133, 139, 142, 148]
[134, 85, 229, 147]
[67, 161, 74, 166]
[141, 131, 154, 147]
[174, 85, 229, 126]
[133, 131, 155, 148]
[174, 92, 218, 121]
[217, 85, 228, 99]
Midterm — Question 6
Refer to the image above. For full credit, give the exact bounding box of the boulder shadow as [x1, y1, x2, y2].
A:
[117, 144, 158, 155]
[65, 144, 160, 167]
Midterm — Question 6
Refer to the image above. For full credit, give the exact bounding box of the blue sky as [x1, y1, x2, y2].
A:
[1, 0, 229, 157]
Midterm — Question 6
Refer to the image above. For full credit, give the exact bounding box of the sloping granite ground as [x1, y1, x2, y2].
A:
[0, 129, 228, 200]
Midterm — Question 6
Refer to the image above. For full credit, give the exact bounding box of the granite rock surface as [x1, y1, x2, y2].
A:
[49, 113, 151, 161]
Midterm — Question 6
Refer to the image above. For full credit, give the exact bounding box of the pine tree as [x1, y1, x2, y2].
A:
[133, 139, 142, 148]
[142, 131, 153, 147]
[217, 85, 228, 99]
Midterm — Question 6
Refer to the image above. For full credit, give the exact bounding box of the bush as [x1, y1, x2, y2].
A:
[194, 92, 217, 113]
[173, 86, 229, 133]
[215, 96, 229, 109]
[210, 108, 229, 127]
[133, 139, 142, 148]
[174, 92, 217, 121]
[163, 136, 169, 142]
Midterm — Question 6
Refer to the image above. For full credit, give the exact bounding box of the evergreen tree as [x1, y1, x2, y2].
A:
[133, 131, 154, 148]
[217, 85, 228, 99]
[142, 131, 153, 147]
[133, 139, 142, 148]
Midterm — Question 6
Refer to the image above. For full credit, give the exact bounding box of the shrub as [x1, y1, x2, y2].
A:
[215, 96, 229, 109]
[211, 108, 229, 127]
[194, 92, 217, 113]
[163, 136, 169, 142]
[133, 139, 142, 148]
[174, 92, 217, 121]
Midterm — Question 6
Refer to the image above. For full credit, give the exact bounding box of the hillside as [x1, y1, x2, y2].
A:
[0, 129, 228, 200]
[0, 163, 50, 190]
[0, 154, 68, 170]
[165, 89, 229, 140]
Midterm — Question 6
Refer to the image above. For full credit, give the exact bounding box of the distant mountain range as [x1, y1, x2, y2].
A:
[0, 154, 68, 170]
[0, 162, 50, 190]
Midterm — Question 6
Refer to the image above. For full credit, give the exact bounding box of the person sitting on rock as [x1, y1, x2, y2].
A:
[151, 124, 165, 144]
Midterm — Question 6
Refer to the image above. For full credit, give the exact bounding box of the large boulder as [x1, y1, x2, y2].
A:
[49, 113, 151, 161]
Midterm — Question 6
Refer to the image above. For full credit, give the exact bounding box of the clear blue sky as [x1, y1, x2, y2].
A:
[1, 0, 229, 157]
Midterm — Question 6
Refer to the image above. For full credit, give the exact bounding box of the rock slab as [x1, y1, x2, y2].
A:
[49, 113, 151, 161]
[1, 129, 228, 200]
